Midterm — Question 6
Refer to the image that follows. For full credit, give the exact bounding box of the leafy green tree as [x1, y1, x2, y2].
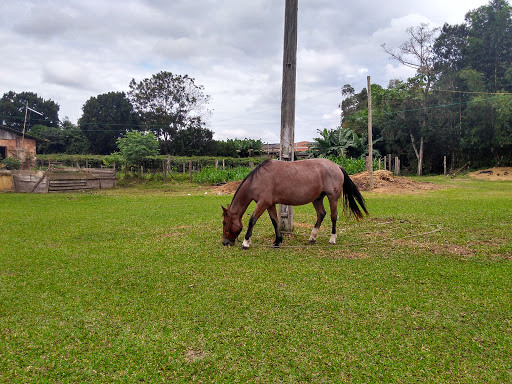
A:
[229, 138, 263, 157]
[30, 119, 89, 154]
[308, 127, 371, 158]
[435, 0, 512, 92]
[79, 92, 138, 155]
[211, 140, 238, 157]
[127, 71, 211, 154]
[0, 91, 59, 131]
[117, 130, 159, 166]
[171, 119, 215, 156]
[383, 23, 440, 175]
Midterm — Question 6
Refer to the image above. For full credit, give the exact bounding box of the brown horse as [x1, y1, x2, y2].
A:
[222, 158, 368, 249]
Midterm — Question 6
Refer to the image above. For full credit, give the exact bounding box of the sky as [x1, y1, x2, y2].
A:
[0, 0, 492, 144]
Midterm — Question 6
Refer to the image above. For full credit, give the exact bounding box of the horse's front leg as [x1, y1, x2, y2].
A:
[241, 203, 268, 249]
[267, 204, 282, 247]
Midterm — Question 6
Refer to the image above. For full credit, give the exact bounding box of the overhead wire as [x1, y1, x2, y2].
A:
[1, 87, 510, 132]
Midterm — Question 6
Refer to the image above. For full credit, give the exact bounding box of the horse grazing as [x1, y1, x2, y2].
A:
[221, 158, 368, 249]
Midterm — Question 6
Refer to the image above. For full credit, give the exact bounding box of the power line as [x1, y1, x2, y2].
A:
[1, 89, 510, 131]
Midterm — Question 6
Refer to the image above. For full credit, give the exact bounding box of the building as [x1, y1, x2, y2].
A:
[0, 125, 44, 169]
[263, 141, 312, 159]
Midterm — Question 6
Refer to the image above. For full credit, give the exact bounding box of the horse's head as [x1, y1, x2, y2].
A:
[222, 205, 243, 246]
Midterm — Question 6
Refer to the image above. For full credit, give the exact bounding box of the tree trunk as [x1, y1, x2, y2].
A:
[410, 133, 424, 176]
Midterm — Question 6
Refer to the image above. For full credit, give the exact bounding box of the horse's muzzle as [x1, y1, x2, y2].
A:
[222, 238, 235, 246]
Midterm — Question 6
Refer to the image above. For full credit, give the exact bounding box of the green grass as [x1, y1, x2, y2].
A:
[0, 176, 511, 382]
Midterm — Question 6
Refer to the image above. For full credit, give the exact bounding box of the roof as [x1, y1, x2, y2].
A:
[264, 142, 312, 153]
[0, 125, 50, 143]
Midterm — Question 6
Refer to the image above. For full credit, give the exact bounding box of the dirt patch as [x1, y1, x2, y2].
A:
[351, 170, 443, 194]
[213, 180, 241, 195]
[394, 239, 475, 257]
[468, 167, 512, 181]
[185, 349, 206, 362]
[212, 170, 443, 195]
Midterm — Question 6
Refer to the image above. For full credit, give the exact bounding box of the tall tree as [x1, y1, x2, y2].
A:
[79, 92, 138, 155]
[465, 0, 512, 92]
[0, 91, 59, 131]
[171, 118, 215, 156]
[382, 23, 440, 175]
[127, 71, 211, 154]
[30, 119, 89, 154]
[435, 0, 512, 92]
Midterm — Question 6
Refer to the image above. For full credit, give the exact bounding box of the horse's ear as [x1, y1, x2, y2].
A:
[222, 205, 228, 215]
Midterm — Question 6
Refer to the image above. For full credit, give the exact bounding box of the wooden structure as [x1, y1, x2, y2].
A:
[0, 125, 45, 169]
[6, 168, 116, 193]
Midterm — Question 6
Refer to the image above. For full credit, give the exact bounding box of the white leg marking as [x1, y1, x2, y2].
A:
[242, 238, 251, 249]
[329, 234, 337, 245]
[309, 227, 319, 242]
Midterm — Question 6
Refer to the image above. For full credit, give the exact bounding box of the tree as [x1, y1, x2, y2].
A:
[30, 119, 89, 154]
[383, 23, 440, 175]
[117, 130, 159, 166]
[79, 92, 138, 155]
[464, 0, 512, 92]
[127, 71, 211, 154]
[230, 138, 263, 157]
[171, 119, 215, 156]
[308, 127, 368, 158]
[0, 91, 59, 131]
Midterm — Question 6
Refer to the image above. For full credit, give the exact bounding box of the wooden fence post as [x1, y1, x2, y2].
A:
[189, 160, 193, 182]
[394, 157, 400, 176]
[443, 156, 447, 176]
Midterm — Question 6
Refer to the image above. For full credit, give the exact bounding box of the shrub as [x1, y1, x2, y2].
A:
[2, 157, 21, 170]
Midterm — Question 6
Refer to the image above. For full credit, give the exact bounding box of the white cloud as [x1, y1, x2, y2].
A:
[0, 0, 493, 142]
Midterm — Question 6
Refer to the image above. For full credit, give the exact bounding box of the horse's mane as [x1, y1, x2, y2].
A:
[231, 159, 272, 203]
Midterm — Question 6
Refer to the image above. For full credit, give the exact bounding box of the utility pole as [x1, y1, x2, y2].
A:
[279, 0, 298, 233]
[367, 76, 373, 190]
[21, 101, 43, 148]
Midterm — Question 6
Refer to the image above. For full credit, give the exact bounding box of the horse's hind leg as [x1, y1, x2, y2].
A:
[309, 195, 326, 244]
[267, 204, 282, 247]
[327, 196, 338, 244]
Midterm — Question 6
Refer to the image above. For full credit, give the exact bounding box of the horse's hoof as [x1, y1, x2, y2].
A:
[241, 238, 251, 250]
[309, 239, 316, 245]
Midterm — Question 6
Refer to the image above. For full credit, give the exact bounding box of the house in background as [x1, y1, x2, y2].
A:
[263, 141, 312, 159]
[0, 125, 44, 169]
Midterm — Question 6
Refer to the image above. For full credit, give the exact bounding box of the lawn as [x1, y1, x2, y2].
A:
[0, 176, 511, 382]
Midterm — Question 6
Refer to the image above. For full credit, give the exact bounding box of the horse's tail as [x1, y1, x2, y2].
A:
[340, 167, 368, 220]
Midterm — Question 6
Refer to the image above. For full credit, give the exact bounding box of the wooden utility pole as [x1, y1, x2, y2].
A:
[279, 0, 298, 232]
[367, 76, 374, 190]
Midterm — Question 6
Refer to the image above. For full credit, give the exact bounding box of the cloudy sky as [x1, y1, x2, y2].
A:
[1, 0, 491, 143]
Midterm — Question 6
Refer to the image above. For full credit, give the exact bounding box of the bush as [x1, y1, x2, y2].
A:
[1, 157, 21, 170]
[325, 156, 379, 174]
[194, 166, 252, 184]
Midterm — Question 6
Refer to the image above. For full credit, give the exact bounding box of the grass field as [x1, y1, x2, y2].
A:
[1, 176, 511, 382]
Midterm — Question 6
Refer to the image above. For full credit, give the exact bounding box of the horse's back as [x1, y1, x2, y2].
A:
[253, 159, 344, 205]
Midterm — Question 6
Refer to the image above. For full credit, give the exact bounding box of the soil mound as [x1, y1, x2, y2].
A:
[468, 167, 512, 181]
[213, 181, 242, 195]
[212, 170, 441, 195]
[351, 170, 442, 193]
